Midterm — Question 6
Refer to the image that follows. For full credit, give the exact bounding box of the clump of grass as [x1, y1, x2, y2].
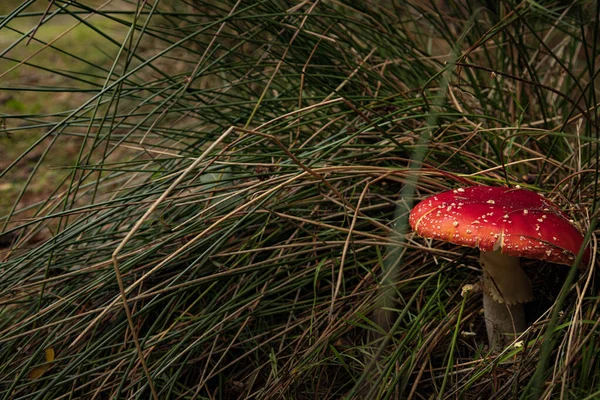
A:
[0, 1, 598, 399]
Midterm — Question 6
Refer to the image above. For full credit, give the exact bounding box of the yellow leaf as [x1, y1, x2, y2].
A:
[44, 348, 54, 363]
[29, 348, 54, 380]
[29, 365, 49, 380]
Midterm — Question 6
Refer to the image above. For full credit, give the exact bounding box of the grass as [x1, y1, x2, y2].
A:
[0, 0, 129, 223]
[0, 0, 599, 399]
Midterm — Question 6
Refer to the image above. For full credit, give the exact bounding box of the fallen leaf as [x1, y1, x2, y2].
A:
[29, 348, 55, 379]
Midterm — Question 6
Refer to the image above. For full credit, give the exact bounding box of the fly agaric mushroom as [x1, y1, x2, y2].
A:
[409, 186, 589, 349]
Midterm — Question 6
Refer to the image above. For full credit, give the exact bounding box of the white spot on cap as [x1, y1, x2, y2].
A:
[457, 188, 465, 192]
[487, 200, 495, 204]
[523, 210, 529, 215]
[453, 221, 458, 227]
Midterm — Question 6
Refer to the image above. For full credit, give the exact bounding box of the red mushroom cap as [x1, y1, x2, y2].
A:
[409, 186, 590, 265]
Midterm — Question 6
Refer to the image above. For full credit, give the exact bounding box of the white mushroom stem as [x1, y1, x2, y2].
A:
[479, 250, 533, 349]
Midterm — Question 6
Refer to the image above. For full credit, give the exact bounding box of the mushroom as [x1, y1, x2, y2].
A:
[409, 186, 589, 349]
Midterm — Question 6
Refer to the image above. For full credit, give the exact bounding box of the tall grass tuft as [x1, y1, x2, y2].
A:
[0, 1, 598, 398]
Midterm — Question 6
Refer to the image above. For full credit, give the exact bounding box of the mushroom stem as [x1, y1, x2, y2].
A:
[482, 290, 527, 349]
[479, 250, 532, 349]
